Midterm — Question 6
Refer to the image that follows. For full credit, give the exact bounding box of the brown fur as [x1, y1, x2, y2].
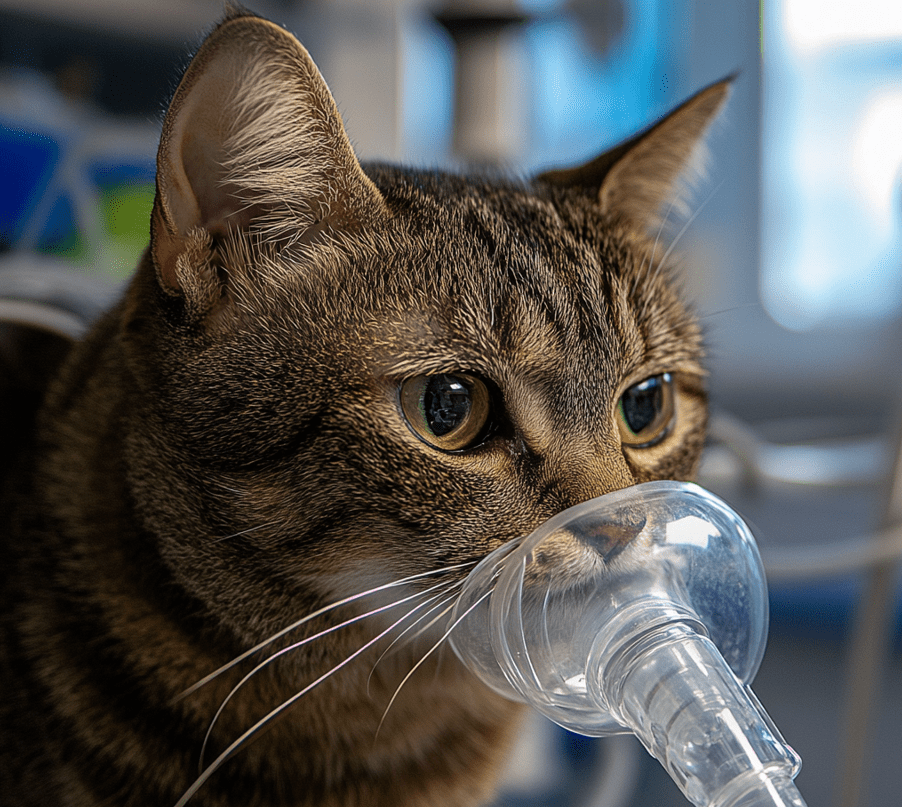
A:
[0, 8, 727, 807]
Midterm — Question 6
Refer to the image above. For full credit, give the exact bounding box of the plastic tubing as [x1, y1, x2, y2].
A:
[449, 481, 807, 807]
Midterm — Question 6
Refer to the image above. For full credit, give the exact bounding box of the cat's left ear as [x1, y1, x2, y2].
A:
[535, 79, 731, 231]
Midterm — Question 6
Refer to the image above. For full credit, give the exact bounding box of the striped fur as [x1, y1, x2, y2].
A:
[1, 8, 727, 807]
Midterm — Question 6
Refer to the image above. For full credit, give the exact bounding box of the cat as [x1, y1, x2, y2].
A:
[0, 7, 727, 807]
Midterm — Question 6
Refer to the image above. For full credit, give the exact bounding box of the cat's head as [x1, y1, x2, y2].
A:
[120, 10, 727, 643]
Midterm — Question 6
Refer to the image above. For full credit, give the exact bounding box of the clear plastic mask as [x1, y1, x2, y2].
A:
[450, 481, 807, 807]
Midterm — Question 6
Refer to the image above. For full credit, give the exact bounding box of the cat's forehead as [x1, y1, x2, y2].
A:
[369, 168, 610, 291]
[373, 166, 576, 242]
[358, 168, 696, 387]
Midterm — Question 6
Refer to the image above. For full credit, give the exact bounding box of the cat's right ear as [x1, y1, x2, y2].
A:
[535, 79, 731, 232]
[150, 10, 387, 296]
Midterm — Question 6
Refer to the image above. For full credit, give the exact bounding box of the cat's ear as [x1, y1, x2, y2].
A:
[535, 79, 731, 230]
[150, 10, 387, 293]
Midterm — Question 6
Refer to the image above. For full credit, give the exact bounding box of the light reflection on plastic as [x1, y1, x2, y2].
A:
[665, 516, 719, 549]
[719, 708, 767, 772]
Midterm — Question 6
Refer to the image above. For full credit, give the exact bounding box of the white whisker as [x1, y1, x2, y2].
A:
[197, 577, 459, 771]
[210, 521, 280, 544]
[404, 596, 459, 644]
[365, 586, 462, 697]
[176, 608, 420, 807]
[177, 561, 476, 700]
[696, 302, 761, 322]
[634, 196, 677, 298]
[406, 598, 462, 687]
[646, 178, 724, 299]
[374, 588, 492, 740]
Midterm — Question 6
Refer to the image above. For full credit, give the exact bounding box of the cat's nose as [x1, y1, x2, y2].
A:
[522, 509, 648, 586]
[577, 511, 647, 563]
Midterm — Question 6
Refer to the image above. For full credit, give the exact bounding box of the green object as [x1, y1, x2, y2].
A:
[97, 182, 155, 278]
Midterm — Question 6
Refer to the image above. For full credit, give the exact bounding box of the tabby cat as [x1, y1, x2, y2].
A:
[0, 8, 728, 807]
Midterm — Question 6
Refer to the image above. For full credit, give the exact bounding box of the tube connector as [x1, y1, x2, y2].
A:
[590, 618, 801, 807]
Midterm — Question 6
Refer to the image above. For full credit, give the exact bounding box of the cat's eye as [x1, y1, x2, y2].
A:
[400, 373, 493, 452]
[617, 373, 675, 448]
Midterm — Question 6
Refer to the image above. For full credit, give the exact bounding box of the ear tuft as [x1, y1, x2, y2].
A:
[536, 79, 731, 232]
[151, 13, 387, 294]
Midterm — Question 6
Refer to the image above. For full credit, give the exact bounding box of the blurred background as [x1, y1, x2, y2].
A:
[1, 1, 901, 806]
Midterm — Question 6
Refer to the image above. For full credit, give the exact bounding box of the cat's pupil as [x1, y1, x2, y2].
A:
[620, 376, 663, 434]
[421, 375, 472, 437]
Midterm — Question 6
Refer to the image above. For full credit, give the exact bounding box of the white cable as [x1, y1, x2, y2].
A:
[0, 298, 86, 340]
[761, 523, 902, 580]
[706, 412, 886, 489]
[705, 412, 902, 580]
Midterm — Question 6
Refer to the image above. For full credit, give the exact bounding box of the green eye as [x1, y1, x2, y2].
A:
[400, 373, 492, 452]
[617, 373, 674, 448]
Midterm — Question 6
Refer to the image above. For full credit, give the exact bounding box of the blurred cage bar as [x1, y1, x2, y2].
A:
[1, 1, 902, 806]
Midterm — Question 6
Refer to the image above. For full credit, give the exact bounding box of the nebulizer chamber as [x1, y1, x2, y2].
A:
[449, 481, 807, 807]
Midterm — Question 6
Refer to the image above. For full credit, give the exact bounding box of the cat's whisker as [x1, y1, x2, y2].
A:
[396, 597, 462, 688]
[198, 577, 460, 771]
[643, 178, 725, 319]
[177, 561, 476, 700]
[365, 585, 463, 697]
[403, 595, 460, 645]
[489, 281, 496, 328]
[634, 195, 678, 298]
[374, 587, 492, 741]
[210, 480, 247, 497]
[176, 608, 419, 807]
[210, 521, 280, 544]
[696, 302, 762, 322]
[655, 178, 724, 272]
